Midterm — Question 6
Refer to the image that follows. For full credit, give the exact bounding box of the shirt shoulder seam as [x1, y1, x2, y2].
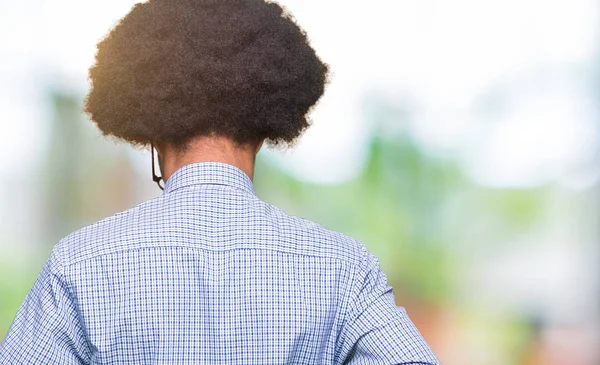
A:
[60, 243, 365, 271]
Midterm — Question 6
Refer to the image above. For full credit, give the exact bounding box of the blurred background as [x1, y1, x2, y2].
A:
[1, 0, 599, 363]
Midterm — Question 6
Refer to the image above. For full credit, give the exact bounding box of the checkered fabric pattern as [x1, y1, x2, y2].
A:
[0, 162, 440, 364]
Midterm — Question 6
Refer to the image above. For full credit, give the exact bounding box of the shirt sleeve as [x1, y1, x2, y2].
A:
[336, 253, 441, 365]
[0, 257, 91, 364]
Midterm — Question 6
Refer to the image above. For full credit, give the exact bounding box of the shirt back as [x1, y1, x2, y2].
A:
[0, 162, 439, 365]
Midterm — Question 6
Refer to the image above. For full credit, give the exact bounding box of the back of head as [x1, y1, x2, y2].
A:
[85, 0, 329, 151]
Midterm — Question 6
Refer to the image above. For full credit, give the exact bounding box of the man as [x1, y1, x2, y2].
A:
[0, 0, 440, 363]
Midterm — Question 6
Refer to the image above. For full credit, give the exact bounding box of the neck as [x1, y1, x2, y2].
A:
[156, 136, 262, 183]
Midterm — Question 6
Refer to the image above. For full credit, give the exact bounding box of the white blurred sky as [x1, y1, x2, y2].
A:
[0, 0, 599, 187]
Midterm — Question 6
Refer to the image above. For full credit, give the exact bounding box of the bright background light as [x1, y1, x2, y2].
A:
[1, 0, 598, 187]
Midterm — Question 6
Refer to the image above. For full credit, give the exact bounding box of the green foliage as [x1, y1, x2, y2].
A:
[0, 261, 41, 340]
[479, 189, 547, 229]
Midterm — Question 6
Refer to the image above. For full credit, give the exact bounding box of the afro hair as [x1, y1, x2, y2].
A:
[84, 0, 329, 150]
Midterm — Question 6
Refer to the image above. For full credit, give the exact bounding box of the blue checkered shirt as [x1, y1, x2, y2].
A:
[1, 162, 439, 364]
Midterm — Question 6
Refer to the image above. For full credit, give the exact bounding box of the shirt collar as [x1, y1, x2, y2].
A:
[163, 162, 255, 195]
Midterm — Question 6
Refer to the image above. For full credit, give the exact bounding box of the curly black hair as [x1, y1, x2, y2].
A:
[84, 0, 329, 150]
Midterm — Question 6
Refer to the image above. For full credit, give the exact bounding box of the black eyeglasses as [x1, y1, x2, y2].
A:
[151, 143, 164, 190]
